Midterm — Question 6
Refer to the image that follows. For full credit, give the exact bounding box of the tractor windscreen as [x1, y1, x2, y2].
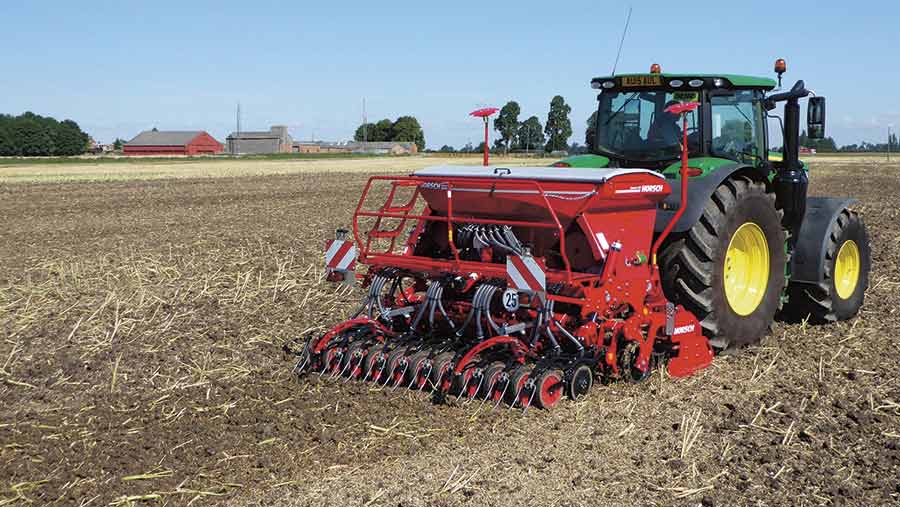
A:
[595, 90, 699, 162]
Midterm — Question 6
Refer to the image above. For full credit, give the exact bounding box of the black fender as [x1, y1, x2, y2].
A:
[790, 197, 858, 285]
[654, 163, 764, 233]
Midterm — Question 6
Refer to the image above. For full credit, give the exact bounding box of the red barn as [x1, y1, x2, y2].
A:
[123, 130, 223, 156]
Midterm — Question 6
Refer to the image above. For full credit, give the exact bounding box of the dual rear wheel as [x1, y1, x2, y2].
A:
[660, 175, 869, 350]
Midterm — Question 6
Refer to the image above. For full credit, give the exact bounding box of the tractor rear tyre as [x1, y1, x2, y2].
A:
[660, 175, 786, 351]
[785, 209, 870, 322]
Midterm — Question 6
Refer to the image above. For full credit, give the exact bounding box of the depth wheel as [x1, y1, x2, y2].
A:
[506, 366, 533, 407]
[384, 347, 410, 386]
[430, 352, 455, 392]
[785, 209, 870, 322]
[342, 341, 368, 379]
[659, 176, 786, 350]
[567, 364, 593, 401]
[363, 344, 386, 383]
[406, 350, 431, 389]
[323, 346, 345, 375]
[534, 369, 565, 409]
[480, 361, 507, 401]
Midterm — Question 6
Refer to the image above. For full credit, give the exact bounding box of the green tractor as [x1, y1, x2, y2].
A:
[554, 59, 870, 350]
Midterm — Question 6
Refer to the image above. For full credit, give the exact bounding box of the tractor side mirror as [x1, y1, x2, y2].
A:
[807, 96, 826, 140]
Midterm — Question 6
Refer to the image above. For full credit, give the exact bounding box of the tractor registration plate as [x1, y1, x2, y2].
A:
[620, 75, 662, 87]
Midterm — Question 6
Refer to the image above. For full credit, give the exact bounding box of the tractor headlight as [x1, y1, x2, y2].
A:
[602, 81, 615, 89]
[669, 79, 684, 88]
[688, 79, 704, 88]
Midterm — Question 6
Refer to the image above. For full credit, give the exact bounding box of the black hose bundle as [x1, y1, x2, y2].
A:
[454, 224, 523, 257]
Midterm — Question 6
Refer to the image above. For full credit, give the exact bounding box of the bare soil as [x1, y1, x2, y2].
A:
[1, 157, 898, 506]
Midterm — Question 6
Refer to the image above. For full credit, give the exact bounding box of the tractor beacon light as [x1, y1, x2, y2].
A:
[650, 63, 661, 74]
[775, 58, 787, 87]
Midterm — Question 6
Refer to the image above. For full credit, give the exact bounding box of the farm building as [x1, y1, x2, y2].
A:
[347, 141, 418, 155]
[226, 126, 293, 155]
[292, 141, 418, 155]
[123, 130, 223, 156]
[293, 141, 354, 154]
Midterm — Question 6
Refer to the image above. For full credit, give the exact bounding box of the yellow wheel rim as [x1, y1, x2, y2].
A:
[724, 222, 769, 316]
[834, 240, 860, 299]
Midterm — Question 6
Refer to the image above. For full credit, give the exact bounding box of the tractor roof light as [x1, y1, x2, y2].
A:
[650, 63, 661, 74]
[669, 79, 684, 88]
[602, 81, 614, 89]
[688, 79, 704, 88]
[713, 78, 724, 88]
[591, 81, 602, 89]
[774, 58, 787, 88]
[774, 58, 787, 74]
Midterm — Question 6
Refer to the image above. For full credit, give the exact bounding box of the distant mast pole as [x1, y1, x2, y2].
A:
[233, 102, 242, 155]
[362, 98, 367, 150]
[889, 124, 893, 162]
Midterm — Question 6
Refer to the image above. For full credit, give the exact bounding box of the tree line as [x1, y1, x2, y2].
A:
[785, 130, 896, 153]
[353, 116, 425, 151]
[491, 96, 573, 153]
[835, 132, 897, 152]
[0, 112, 90, 156]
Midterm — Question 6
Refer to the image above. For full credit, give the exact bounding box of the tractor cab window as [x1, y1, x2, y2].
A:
[710, 90, 765, 164]
[595, 90, 699, 162]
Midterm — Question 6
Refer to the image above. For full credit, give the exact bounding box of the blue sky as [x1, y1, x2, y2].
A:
[2, 1, 898, 148]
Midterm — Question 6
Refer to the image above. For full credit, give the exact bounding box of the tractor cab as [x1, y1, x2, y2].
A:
[585, 69, 776, 174]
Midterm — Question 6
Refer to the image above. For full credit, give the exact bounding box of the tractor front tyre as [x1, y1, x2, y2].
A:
[660, 176, 786, 351]
[786, 209, 870, 322]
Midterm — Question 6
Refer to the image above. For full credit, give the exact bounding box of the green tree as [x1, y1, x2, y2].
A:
[516, 116, 544, 151]
[0, 114, 13, 156]
[354, 123, 375, 142]
[113, 138, 126, 151]
[353, 119, 392, 142]
[54, 119, 89, 156]
[544, 95, 572, 152]
[439, 145, 455, 153]
[812, 136, 838, 152]
[585, 111, 598, 152]
[0, 112, 89, 156]
[16, 113, 55, 156]
[391, 116, 426, 151]
[493, 101, 520, 154]
[371, 119, 393, 142]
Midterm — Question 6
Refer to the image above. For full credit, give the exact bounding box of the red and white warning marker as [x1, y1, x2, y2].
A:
[325, 238, 357, 272]
[506, 253, 546, 293]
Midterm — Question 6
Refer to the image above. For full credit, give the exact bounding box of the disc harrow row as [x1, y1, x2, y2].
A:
[287, 321, 583, 411]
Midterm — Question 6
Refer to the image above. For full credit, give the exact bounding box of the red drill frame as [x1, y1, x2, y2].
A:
[294, 102, 712, 409]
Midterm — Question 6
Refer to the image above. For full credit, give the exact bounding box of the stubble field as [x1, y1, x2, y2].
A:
[1, 155, 898, 506]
